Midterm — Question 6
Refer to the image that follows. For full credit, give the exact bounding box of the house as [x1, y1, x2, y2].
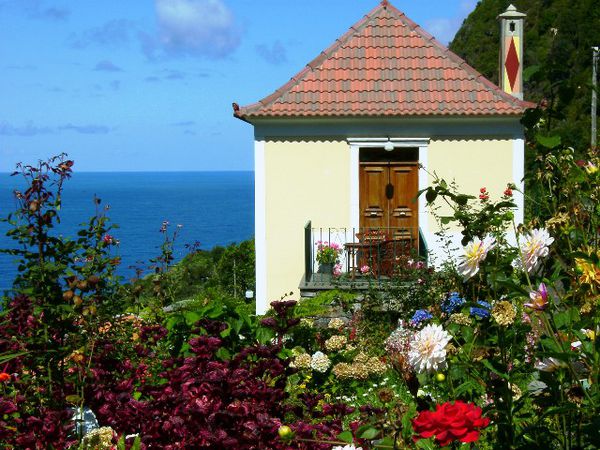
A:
[234, 1, 534, 314]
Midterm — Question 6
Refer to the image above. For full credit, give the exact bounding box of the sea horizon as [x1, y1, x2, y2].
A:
[0, 171, 255, 292]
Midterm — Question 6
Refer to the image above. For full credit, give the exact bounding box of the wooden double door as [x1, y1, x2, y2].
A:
[359, 161, 419, 245]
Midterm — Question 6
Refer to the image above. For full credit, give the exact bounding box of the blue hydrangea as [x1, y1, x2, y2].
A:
[410, 309, 433, 326]
[441, 292, 466, 314]
[470, 300, 491, 319]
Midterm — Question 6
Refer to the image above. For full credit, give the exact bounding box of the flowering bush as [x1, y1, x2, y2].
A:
[315, 241, 342, 264]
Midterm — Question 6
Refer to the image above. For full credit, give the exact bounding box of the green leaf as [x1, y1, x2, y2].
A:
[373, 436, 395, 448]
[481, 359, 509, 380]
[337, 431, 354, 443]
[454, 194, 472, 206]
[535, 134, 561, 149]
[220, 324, 231, 338]
[255, 327, 275, 344]
[523, 65, 540, 82]
[216, 347, 231, 360]
[425, 189, 437, 203]
[132, 435, 141, 450]
[553, 307, 580, 329]
[0, 351, 29, 364]
[415, 438, 437, 450]
[359, 427, 379, 440]
[183, 311, 204, 325]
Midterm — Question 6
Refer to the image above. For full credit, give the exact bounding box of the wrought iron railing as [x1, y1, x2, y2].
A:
[303, 225, 427, 286]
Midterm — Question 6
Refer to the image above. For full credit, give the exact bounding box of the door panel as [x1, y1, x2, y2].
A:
[359, 166, 387, 229]
[359, 162, 418, 245]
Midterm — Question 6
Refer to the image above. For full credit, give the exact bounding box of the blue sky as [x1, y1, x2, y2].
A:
[0, 0, 477, 172]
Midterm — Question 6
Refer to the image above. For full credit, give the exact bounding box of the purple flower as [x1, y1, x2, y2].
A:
[410, 309, 433, 327]
[441, 292, 465, 314]
[470, 300, 491, 319]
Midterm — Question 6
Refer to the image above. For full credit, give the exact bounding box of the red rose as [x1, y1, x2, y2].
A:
[412, 400, 489, 447]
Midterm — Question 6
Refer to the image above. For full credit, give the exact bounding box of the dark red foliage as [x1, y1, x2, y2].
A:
[0, 295, 77, 449]
[85, 316, 349, 449]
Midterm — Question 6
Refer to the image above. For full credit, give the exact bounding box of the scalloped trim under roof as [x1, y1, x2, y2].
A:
[234, 1, 534, 121]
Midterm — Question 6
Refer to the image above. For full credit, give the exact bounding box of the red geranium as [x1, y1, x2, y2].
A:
[412, 400, 490, 446]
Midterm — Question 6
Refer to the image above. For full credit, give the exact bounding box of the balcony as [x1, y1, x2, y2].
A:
[301, 221, 427, 295]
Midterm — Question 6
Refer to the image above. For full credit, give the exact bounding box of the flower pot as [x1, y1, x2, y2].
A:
[318, 263, 334, 274]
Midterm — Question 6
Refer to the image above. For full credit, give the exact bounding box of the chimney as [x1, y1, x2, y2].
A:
[498, 4, 526, 99]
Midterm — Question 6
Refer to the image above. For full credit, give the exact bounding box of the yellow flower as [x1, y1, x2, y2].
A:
[491, 301, 516, 326]
[449, 312, 472, 325]
[576, 258, 600, 287]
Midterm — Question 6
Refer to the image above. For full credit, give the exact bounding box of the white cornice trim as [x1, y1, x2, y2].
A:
[347, 137, 430, 147]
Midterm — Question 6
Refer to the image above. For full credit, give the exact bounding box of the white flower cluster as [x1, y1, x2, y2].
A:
[408, 324, 452, 373]
[291, 353, 312, 370]
[325, 334, 347, 352]
[332, 445, 362, 450]
[310, 351, 331, 373]
[328, 318, 345, 329]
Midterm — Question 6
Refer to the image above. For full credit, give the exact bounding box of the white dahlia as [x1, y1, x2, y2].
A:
[408, 324, 452, 373]
[513, 228, 554, 273]
[457, 235, 496, 280]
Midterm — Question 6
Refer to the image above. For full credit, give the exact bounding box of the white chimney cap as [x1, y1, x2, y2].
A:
[498, 4, 526, 19]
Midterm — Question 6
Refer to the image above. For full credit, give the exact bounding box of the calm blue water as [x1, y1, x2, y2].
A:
[0, 172, 254, 291]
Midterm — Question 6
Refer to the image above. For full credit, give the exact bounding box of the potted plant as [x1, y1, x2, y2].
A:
[315, 241, 341, 274]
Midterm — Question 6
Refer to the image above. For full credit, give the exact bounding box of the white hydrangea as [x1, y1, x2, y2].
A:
[328, 318, 345, 329]
[310, 351, 331, 373]
[332, 445, 362, 450]
[408, 324, 452, 373]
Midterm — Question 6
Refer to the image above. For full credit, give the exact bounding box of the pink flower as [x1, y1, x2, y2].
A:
[102, 234, 113, 245]
[333, 264, 342, 277]
[360, 265, 370, 274]
[524, 283, 548, 311]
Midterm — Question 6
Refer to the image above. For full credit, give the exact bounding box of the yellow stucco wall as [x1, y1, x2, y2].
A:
[264, 139, 350, 303]
[427, 138, 514, 232]
[259, 136, 516, 307]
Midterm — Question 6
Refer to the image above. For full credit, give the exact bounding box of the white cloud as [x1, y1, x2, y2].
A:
[155, 0, 240, 58]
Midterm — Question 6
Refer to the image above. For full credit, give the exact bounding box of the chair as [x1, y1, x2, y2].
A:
[378, 239, 413, 277]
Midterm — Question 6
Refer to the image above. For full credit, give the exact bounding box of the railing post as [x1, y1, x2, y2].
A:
[304, 221, 312, 284]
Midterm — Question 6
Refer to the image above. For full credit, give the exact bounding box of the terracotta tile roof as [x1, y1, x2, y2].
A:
[234, 1, 534, 121]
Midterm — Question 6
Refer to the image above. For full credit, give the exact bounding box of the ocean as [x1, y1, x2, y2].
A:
[0, 172, 254, 292]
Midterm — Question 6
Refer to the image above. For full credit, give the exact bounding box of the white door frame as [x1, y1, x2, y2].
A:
[347, 137, 430, 235]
